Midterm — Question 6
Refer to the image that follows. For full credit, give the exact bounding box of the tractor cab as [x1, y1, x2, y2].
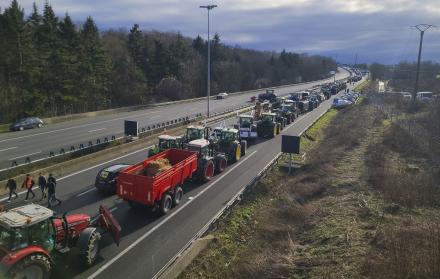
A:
[239, 115, 254, 127]
[0, 204, 121, 278]
[261, 112, 277, 123]
[237, 115, 257, 141]
[185, 126, 209, 142]
[158, 135, 183, 150]
[186, 139, 212, 158]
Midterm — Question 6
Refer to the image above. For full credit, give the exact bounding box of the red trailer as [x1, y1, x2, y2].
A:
[117, 149, 199, 214]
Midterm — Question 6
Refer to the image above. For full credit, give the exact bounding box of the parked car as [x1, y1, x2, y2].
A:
[95, 164, 131, 192]
[417, 91, 433, 101]
[216, 92, 228, 99]
[9, 117, 44, 131]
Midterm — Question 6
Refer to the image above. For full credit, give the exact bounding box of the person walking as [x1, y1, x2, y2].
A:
[22, 174, 36, 200]
[47, 173, 61, 208]
[5, 177, 18, 202]
[38, 173, 47, 200]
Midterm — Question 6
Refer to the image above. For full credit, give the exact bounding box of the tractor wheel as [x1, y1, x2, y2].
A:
[19, 126, 24, 131]
[160, 194, 173, 215]
[240, 140, 247, 157]
[9, 254, 51, 279]
[215, 155, 227, 173]
[37, 123, 43, 128]
[78, 228, 102, 267]
[173, 187, 183, 206]
[271, 126, 276, 138]
[276, 124, 281, 135]
[199, 160, 214, 182]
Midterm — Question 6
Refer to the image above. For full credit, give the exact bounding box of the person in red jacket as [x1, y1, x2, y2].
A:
[22, 174, 36, 200]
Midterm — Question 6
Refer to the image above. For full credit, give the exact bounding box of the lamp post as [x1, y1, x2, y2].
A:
[200, 4, 217, 118]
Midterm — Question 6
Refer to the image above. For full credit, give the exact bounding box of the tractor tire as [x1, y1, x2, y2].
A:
[229, 143, 241, 163]
[77, 227, 101, 267]
[37, 123, 43, 128]
[271, 126, 276, 138]
[173, 187, 183, 206]
[160, 194, 173, 215]
[19, 126, 24, 131]
[199, 160, 214, 182]
[215, 155, 227, 173]
[276, 124, 281, 135]
[9, 253, 51, 279]
[240, 140, 247, 157]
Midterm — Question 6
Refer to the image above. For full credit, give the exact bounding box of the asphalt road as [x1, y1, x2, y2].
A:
[0, 69, 350, 170]
[0, 76, 361, 278]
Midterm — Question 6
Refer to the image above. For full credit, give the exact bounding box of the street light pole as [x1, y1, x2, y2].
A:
[413, 24, 435, 101]
[200, 4, 217, 118]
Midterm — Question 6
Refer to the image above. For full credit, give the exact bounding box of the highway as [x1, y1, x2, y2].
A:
[0, 69, 349, 170]
[0, 72, 358, 279]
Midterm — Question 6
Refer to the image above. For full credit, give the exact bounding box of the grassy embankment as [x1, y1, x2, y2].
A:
[181, 81, 440, 279]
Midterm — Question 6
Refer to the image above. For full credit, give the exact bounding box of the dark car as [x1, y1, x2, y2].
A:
[9, 117, 44, 131]
[95, 164, 130, 193]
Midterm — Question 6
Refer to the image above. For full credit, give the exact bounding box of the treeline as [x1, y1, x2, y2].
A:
[0, 0, 336, 123]
[369, 62, 440, 92]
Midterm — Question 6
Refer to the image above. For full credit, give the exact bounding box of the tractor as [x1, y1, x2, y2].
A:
[186, 139, 228, 178]
[236, 115, 258, 142]
[256, 112, 281, 138]
[278, 104, 295, 125]
[272, 109, 288, 130]
[148, 134, 184, 157]
[214, 128, 247, 164]
[0, 204, 121, 279]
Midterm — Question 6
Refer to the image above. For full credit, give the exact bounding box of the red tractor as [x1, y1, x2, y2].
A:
[0, 204, 121, 279]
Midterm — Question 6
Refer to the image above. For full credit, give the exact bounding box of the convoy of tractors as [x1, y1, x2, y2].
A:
[0, 77, 356, 278]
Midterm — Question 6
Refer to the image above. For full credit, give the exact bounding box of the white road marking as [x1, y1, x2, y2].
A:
[88, 128, 107, 133]
[87, 150, 257, 279]
[76, 188, 97, 197]
[0, 146, 152, 202]
[0, 147, 17, 152]
[9, 151, 41, 161]
[109, 207, 118, 213]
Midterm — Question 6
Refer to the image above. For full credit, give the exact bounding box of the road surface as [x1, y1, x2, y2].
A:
[0, 69, 350, 170]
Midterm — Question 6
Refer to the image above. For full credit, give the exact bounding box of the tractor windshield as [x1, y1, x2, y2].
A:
[0, 226, 28, 251]
[262, 115, 275, 122]
[220, 131, 236, 142]
[159, 139, 177, 149]
[239, 117, 253, 127]
[187, 128, 203, 141]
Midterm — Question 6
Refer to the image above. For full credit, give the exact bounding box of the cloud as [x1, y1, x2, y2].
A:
[2, 0, 439, 64]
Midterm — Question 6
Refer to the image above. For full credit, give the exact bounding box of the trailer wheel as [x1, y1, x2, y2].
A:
[77, 227, 101, 267]
[160, 194, 173, 215]
[9, 253, 51, 279]
[173, 187, 183, 206]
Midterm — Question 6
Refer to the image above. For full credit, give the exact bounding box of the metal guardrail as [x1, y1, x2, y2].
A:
[0, 105, 254, 174]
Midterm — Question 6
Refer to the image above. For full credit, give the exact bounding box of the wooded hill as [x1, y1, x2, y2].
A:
[0, 0, 337, 122]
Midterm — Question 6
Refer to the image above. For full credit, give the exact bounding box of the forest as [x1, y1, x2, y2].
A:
[0, 0, 337, 123]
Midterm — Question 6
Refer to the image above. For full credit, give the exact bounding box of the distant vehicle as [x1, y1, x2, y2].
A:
[332, 98, 352, 109]
[95, 164, 131, 192]
[9, 117, 44, 131]
[216, 92, 228, 99]
[417, 91, 433, 101]
[258, 89, 277, 102]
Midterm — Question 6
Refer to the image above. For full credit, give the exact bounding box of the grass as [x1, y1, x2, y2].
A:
[354, 79, 370, 92]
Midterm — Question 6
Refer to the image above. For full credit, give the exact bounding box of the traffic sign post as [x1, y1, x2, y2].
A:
[281, 135, 300, 174]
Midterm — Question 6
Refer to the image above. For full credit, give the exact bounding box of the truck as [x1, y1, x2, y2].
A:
[0, 204, 121, 278]
[117, 146, 226, 215]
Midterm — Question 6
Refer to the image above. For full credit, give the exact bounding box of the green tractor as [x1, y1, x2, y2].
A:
[256, 112, 281, 138]
[148, 134, 184, 157]
[215, 128, 247, 163]
[272, 109, 287, 129]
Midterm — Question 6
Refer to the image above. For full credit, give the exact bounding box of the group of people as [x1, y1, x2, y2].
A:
[5, 173, 61, 208]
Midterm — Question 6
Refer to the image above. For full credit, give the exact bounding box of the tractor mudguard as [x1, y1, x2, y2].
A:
[1, 246, 52, 268]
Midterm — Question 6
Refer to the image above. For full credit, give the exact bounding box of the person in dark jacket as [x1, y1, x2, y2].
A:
[38, 173, 47, 200]
[22, 174, 35, 200]
[5, 177, 18, 202]
[47, 173, 61, 208]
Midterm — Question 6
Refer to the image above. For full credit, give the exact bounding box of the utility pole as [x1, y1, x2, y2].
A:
[200, 4, 217, 118]
[413, 24, 435, 101]
[354, 53, 358, 69]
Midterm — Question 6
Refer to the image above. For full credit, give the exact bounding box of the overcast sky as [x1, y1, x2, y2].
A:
[3, 0, 439, 64]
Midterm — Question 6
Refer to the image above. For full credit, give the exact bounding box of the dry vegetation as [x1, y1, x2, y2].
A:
[180, 89, 440, 279]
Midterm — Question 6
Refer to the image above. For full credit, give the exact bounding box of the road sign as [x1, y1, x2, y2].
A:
[124, 120, 138, 137]
[281, 135, 300, 154]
